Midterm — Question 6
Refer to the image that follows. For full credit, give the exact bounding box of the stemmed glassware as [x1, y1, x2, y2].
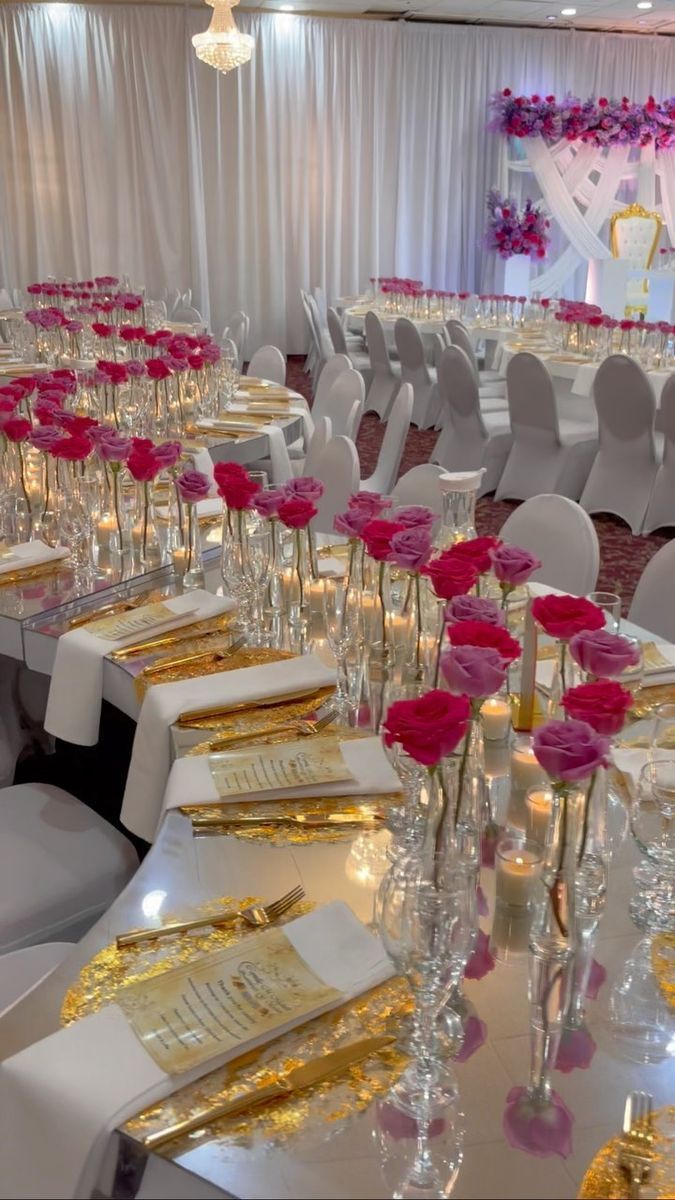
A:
[629, 757, 675, 931]
[243, 519, 272, 645]
[322, 576, 363, 715]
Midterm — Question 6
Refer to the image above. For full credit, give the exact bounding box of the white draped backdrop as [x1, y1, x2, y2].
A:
[2, 4, 675, 350]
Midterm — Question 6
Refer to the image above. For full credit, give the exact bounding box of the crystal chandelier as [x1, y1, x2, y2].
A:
[192, 0, 254, 75]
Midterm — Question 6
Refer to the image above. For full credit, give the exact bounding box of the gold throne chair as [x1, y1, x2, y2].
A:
[610, 203, 662, 317]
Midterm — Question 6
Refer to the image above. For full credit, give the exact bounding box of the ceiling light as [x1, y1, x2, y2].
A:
[280, 4, 295, 9]
[561, 7, 576, 15]
[192, 0, 254, 75]
[546, 13, 557, 19]
[636, 1, 653, 7]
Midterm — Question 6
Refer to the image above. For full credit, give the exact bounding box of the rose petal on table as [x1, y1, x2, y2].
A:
[503, 1086, 574, 1158]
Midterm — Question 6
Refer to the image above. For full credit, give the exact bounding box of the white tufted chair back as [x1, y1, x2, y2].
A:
[611, 207, 661, 270]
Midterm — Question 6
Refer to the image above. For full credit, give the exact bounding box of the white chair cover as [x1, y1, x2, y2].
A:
[432, 346, 511, 494]
[361, 383, 412, 494]
[247, 345, 286, 386]
[394, 318, 438, 429]
[641, 375, 675, 533]
[307, 295, 334, 373]
[500, 494, 600, 595]
[312, 357, 357, 419]
[312, 285, 328, 323]
[390, 464, 447, 515]
[0, 287, 14, 310]
[628, 538, 675, 640]
[446, 318, 506, 397]
[310, 436, 360, 534]
[301, 415, 332, 477]
[0, 942, 73, 1018]
[580, 355, 659, 534]
[301, 289, 319, 378]
[496, 352, 597, 502]
[324, 370, 365, 441]
[0, 784, 138, 952]
[328, 307, 370, 377]
[364, 311, 400, 420]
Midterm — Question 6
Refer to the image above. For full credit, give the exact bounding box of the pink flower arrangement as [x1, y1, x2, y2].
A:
[486, 189, 550, 260]
[491, 89, 675, 151]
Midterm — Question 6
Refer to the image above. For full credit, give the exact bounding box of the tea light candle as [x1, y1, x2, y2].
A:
[172, 547, 189, 576]
[496, 838, 542, 908]
[510, 741, 547, 796]
[481, 697, 511, 741]
[525, 787, 554, 848]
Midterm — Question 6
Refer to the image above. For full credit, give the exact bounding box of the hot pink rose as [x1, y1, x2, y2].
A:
[389, 527, 433, 572]
[447, 619, 521, 664]
[533, 718, 610, 783]
[283, 476, 324, 503]
[146, 358, 172, 381]
[97, 360, 129, 386]
[568, 629, 640, 678]
[383, 689, 470, 768]
[445, 595, 505, 626]
[441, 644, 508, 698]
[448, 535, 501, 575]
[490, 543, 541, 586]
[362, 519, 406, 563]
[532, 594, 605, 641]
[213, 461, 249, 487]
[424, 553, 478, 600]
[51, 436, 91, 462]
[176, 469, 211, 503]
[278, 496, 317, 529]
[1, 417, 31, 442]
[92, 322, 115, 338]
[217, 473, 260, 510]
[127, 450, 162, 482]
[561, 680, 632, 736]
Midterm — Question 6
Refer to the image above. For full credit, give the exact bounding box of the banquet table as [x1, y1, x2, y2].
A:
[0, 568, 673, 1199]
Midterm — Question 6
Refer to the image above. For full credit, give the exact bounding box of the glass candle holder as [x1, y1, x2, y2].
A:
[496, 836, 543, 909]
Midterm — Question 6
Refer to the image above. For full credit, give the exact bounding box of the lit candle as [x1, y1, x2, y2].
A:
[496, 838, 542, 908]
[172, 547, 189, 577]
[490, 903, 532, 960]
[510, 740, 548, 796]
[525, 787, 554, 848]
[481, 697, 512, 741]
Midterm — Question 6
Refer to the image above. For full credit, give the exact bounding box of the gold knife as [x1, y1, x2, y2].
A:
[191, 808, 385, 830]
[109, 614, 232, 660]
[142, 1033, 396, 1150]
[141, 636, 246, 677]
[176, 685, 333, 726]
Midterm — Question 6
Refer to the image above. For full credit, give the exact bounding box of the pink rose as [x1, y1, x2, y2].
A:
[97, 432, 132, 463]
[348, 491, 392, 518]
[1, 417, 31, 442]
[127, 451, 162, 483]
[146, 358, 172, 381]
[126, 359, 147, 378]
[282, 476, 324, 503]
[254, 488, 286, 518]
[561, 680, 632, 736]
[441, 644, 508, 698]
[176, 469, 211, 503]
[531, 594, 605, 641]
[490, 543, 541, 586]
[445, 595, 505, 626]
[533, 718, 610, 783]
[29, 426, 61, 452]
[447, 535, 501, 575]
[152, 440, 183, 469]
[278, 496, 317, 529]
[383, 689, 470, 768]
[362, 519, 406, 563]
[568, 629, 640, 678]
[334, 509, 371, 538]
[393, 505, 435, 530]
[389, 527, 433, 572]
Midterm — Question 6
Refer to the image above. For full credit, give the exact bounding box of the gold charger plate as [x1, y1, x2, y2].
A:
[651, 933, 675, 1010]
[578, 1106, 675, 1198]
[121, 976, 410, 1156]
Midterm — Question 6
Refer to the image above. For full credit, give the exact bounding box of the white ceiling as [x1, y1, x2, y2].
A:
[239, 0, 675, 34]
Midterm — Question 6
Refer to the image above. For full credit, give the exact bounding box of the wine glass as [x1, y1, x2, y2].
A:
[322, 576, 363, 714]
[628, 759, 675, 932]
[243, 520, 272, 645]
[586, 591, 621, 633]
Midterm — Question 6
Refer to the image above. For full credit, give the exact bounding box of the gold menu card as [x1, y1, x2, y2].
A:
[209, 739, 355, 800]
[116, 929, 342, 1075]
[86, 602, 191, 642]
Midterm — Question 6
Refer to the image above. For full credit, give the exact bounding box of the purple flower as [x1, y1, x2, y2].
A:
[97, 431, 132, 463]
[389, 527, 433, 572]
[126, 359, 147, 378]
[441, 644, 508, 698]
[554, 1025, 597, 1073]
[29, 426, 61, 452]
[454, 1014, 487, 1063]
[586, 958, 607, 1001]
[334, 508, 371, 538]
[568, 629, 640, 678]
[153, 440, 183, 469]
[176, 469, 211, 503]
[491, 543, 541, 586]
[255, 487, 286, 518]
[464, 930, 495, 981]
[503, 1087, 573, 1159]
[393, 505, 436, 530]
[445, 595, 506, 627]
[347, 490, 392, 518]
[283, 476, 324, 503]
[533, 719, 611, 784]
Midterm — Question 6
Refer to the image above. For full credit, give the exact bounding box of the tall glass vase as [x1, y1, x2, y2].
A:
[567, 766, 609, 1030]
[177, 500, 204, 590]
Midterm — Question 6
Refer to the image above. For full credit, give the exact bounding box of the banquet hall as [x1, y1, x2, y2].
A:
[1, 1, 675, 1198]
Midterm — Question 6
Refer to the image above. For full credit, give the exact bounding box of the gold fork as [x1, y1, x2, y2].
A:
[141, 635, 246, 678]
[115, 884, 305, 948]
[205, 708, 337, 752]
[618, 1090, 654, 1199]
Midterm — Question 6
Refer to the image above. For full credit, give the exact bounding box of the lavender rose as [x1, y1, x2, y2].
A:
[347, 491, 392, 518]
[532, 718, 610, 784]
[490, 543, 542, 586]
[97, 431, 132, 462]
[153, 440, 183, 469]
[176, 469, 211, 503]
[393, 505, 435, 530]
[445, 595, 506, 627]
[333, 508, 372, 538]
[283, 476, 324, 503]
[254, 487, 286, 518]
[568, 629, 640, 678]
[29, 426, 61, 452]
[441, 644, 508, 698]
[389, 527, 433, 572]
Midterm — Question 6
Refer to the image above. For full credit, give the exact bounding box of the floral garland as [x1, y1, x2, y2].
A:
[486, 189, 550, 260]
[490, 89, 675, 150]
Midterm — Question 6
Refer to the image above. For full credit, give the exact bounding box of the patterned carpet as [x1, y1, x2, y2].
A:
[285, 357, 672, 612]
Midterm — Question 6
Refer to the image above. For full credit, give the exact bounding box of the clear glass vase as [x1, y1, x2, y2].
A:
[435, 477, 479, 551]
[176, 500, 204, 590]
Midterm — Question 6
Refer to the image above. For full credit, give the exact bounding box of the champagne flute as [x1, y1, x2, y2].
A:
[243, 520, 273, 645]
[322, 576, 363, 713]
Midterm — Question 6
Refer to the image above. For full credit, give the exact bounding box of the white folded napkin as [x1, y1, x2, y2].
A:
[45, 591, 235, 748]
[642, 640, 675, 685]
[121, 653, 336, 842]
[613, 747, 648, 798]
[195, 496, 223, 519]
[0, 901, 391, 1200]
[162, 734, 402, 814]
[0, 540, 69, 576]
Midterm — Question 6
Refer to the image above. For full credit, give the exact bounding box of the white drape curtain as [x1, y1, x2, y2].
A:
[2, 6, 675, 351]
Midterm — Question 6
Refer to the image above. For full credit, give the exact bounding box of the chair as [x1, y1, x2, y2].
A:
[394, 318, 438, 429]
[0, 783, 138, 952]
[0, 942, 73, 1017]
[301, 289, 320, 379]
[445, 319, 506, 401]
[0, 288, 13, 311]
[222, 311, 250, 364]
[163, 287, 181, 318]
[641, 375, 675, 533]
[327, 308, 371, 377]
[311, 355, 355, 421]
[323, 370, 365, 441]
[171, 304, 203, 325]
[579, 355, 660, 534]
[299, 415, 332, 477]
[390, 464, 448, 516]
[361, 383, 412, 495]
[221, 336, 239, 366]
[432, 346, 512, 494]
[495, 352, 597, 502]
[610, 202, 662, 317]
[247, 345, 286, 386]
[310, 436, 360, 535]
[628, 539, 675, 641]
[363, 311, 401, 420]
[499, 495, 600, 595]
